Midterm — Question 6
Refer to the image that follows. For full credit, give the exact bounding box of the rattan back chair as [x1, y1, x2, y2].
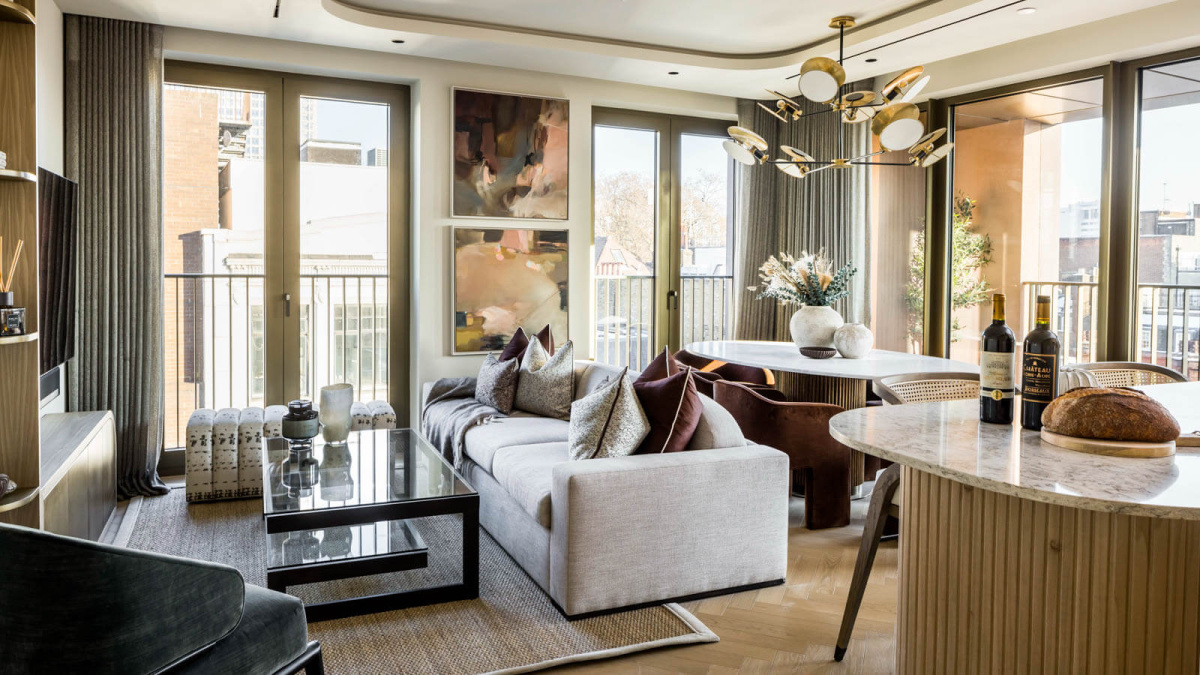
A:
[873, 372, 981, 405]
[1073, 361, 1186, 388]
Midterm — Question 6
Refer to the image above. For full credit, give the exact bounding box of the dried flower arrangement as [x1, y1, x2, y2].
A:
[754, 250, 857, 307]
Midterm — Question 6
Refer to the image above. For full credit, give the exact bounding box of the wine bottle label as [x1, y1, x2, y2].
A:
[980, 351, 1015, 400]
[1021, 353, 1058, 403]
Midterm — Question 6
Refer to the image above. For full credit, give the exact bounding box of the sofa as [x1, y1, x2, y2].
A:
[425, 360, 790, 618]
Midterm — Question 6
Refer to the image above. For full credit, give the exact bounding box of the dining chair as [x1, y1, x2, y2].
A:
[1073, 361, 1187, 387]
[835, 371, 979, 662]
[713, 380, 850, 530]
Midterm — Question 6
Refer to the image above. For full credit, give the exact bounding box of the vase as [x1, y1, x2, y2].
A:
[319, 383, 354, 443]
[789, 305, 844, 350]
[834, 323, 874, 359]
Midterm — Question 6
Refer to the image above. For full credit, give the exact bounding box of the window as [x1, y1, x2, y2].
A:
[868, 134, 927, 354]
[949, 78, 1104, 366]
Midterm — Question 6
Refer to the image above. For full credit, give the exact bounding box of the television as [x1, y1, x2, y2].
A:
[37, 168, 78, 405]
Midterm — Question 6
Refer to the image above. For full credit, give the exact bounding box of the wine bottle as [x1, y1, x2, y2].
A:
[1021, 294, 1061, 430]
[980, 293, 1015, 424]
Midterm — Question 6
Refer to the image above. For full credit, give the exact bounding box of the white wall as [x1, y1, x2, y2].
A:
[36, 0, 64, 175]
[162, 29, 738, 422]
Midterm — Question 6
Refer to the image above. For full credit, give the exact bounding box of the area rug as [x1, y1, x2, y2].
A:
[122, 489, 717, 674]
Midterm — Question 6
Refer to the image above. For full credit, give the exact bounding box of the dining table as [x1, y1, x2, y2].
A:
[685, 340, 978, 487]
[829, 381, 1200, 674]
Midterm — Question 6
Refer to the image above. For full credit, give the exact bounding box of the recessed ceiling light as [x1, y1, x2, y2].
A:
[865, 58, 878, 63]
[1017, 7, 1037, 15]
[392, 38, 406, 44]
[668, 71, 680, 75]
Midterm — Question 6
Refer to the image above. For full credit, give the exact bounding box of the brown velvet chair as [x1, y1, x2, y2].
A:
[713, 380, 851, 530]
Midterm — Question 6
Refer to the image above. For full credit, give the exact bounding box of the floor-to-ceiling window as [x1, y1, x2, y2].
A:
[948, 78, 1104, 366]
[161, 64, 410, 449]
[591, 109, 734, 370]
[1136, 57, 1200, 380]
[869, 132, 927, 354]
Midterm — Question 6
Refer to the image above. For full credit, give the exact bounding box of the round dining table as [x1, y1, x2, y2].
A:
[685, 340, 978, 485]
[829, 382, 1200, 674]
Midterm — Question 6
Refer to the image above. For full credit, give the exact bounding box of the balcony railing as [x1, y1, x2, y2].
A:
[1021, 281, 1199, 381]
[163, 273, 389, 450]
[594, 275, 733, 371]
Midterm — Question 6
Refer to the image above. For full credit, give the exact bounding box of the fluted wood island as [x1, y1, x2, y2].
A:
[830, 382, 1200, 674]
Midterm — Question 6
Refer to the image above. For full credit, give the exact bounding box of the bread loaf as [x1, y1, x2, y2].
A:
[1041, 387, 1180, 443]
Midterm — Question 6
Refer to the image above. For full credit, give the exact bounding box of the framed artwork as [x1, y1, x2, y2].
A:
[452, 227, 569, 355]
[452, 87, 569, 220]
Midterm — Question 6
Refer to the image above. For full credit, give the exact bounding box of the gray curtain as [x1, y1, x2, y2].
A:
[64, 15, 169, 499]
[734, 85, 872, 341]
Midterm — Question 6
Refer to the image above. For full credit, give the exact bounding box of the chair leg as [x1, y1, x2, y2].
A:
[803, 462, 851, 530]
[834, 463, 901, 661]
[274, 641, 323, 675]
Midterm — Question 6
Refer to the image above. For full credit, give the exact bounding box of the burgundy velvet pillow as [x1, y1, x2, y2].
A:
[641, 347, 679, 381]
[681, 366, 723, 399]
[633, 367, 702, 454]
[498, 328, 531, 362]
[498, 325, 554, 362]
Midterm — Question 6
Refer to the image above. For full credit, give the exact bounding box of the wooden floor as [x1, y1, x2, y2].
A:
[557, 495, 900, 674]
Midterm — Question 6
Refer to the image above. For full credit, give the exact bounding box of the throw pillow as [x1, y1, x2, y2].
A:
[514, 339, 575, 419]
[475, 353, 520, 414]
[633, 367, 702, 454]
[534, 324, 555, 354]
[498, 328, 531, 362]
[568, 367, 649, 460]
[640, 347, 679, 380]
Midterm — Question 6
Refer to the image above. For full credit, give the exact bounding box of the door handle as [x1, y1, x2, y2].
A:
[667, 290, 678, 310]
[284, 293, 292, 317]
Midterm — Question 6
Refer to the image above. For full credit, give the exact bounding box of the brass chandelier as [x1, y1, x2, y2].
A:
[723, 15, 953, 177]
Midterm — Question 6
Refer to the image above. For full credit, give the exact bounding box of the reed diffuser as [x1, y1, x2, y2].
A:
[0, 236, 27, 336]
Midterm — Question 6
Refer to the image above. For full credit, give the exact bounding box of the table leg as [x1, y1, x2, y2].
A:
[775, 372, 868, 486]
[462, 498, 480, 599]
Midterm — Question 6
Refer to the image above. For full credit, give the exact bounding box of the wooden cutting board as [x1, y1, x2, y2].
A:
[1040, 429, 1176, 458]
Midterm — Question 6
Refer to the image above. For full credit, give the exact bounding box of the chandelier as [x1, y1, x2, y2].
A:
[723, 16, 953, 177]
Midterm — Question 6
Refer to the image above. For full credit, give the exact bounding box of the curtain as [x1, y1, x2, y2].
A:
[734, 85, 872, 341]
[64, 15, 169, 499]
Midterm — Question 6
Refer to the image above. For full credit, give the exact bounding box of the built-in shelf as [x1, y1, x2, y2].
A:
[0, 169, 36, 183]
[0, 487, 38, 514]
[0, 1, 35, 25]
[0, 332, 37, 345]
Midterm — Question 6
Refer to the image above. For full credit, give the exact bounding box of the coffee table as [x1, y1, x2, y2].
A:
[262, 428, 478, 622]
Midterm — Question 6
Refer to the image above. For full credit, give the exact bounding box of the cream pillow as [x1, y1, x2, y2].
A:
[513, 339, 574, 419]
[568, 368, 649, 460]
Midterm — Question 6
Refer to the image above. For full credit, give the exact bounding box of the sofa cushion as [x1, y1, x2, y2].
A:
[463, 415, 570, 473]
[688, 394, 747, 450]
[514, 340, 575, 419]
[174, 584, 308, 675]
[476, 353, 520, 414]
[633, 368, 702, 454]
[573, 360, 628, 401]
[568, 368, 648, 461]
[491, 442, 568, 527]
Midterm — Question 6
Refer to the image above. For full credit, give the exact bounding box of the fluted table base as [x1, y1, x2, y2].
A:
[898, 467, 1200, 674]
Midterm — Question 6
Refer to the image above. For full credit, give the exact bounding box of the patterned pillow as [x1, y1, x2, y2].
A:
[514, 339, 574, 419]
[568, 367, 649, 460]
[476, 353, 520, 414]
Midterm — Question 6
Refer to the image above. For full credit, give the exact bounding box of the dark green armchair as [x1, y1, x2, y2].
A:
[0, 523, 323, 674]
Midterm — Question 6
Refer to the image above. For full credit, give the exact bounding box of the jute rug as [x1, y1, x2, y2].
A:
[122, 489, 717, 674]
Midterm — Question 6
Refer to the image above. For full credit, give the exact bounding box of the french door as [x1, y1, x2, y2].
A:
[591, 109, 735, 370]
[161, 63, 410, 448]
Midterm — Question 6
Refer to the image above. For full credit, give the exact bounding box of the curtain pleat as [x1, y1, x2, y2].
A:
[733, 85, 872, 341]
[65, 15, 169, 499]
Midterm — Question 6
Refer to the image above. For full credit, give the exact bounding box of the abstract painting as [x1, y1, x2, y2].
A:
[452, 88, 569, 220]
[453, 227, 569, 354]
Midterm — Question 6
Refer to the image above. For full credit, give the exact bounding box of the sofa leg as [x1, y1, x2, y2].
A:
[835, 464, 901, 661]
[803, 464, 851, 530]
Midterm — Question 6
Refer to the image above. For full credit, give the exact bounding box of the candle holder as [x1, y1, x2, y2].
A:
[0, 291, 24, 337]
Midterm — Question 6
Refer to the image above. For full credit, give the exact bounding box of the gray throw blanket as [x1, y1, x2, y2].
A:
[421, 377, 503, 468]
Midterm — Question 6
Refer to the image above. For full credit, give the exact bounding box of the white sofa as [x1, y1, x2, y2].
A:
[425, 360, 790, 617]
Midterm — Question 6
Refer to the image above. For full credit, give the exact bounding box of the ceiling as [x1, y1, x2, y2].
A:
[56, 0, 1177, 99]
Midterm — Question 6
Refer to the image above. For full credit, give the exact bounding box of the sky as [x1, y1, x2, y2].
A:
[311, 97, 389, 162]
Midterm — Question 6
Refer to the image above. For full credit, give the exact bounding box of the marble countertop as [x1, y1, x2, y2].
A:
[829, 382, 1200, 520]
[685, 340, 978, 380]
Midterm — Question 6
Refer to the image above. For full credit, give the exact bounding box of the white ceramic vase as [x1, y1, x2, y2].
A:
[789, 305, 844, 350]
[319, 383, 354, 443]
[834, 323, 874, 359]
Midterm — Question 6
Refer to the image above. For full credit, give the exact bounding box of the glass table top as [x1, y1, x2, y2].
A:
[266, 519, 425, 570]
[263, 428, 474, 516]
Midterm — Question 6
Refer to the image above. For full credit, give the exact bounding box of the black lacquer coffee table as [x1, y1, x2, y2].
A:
[262, 428, 478, 622]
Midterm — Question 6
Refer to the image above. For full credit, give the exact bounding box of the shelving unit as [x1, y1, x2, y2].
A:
[0, 169, 36, 182]
[0, 0, 41, 530]
[0, 332, 38, 345]
[0, 0, 35, 25]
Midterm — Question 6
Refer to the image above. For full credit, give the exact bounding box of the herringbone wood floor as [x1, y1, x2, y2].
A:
[556, 496, 900, 674]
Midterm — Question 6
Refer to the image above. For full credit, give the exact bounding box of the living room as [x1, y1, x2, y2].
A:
[2, 0, 1200, 673]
